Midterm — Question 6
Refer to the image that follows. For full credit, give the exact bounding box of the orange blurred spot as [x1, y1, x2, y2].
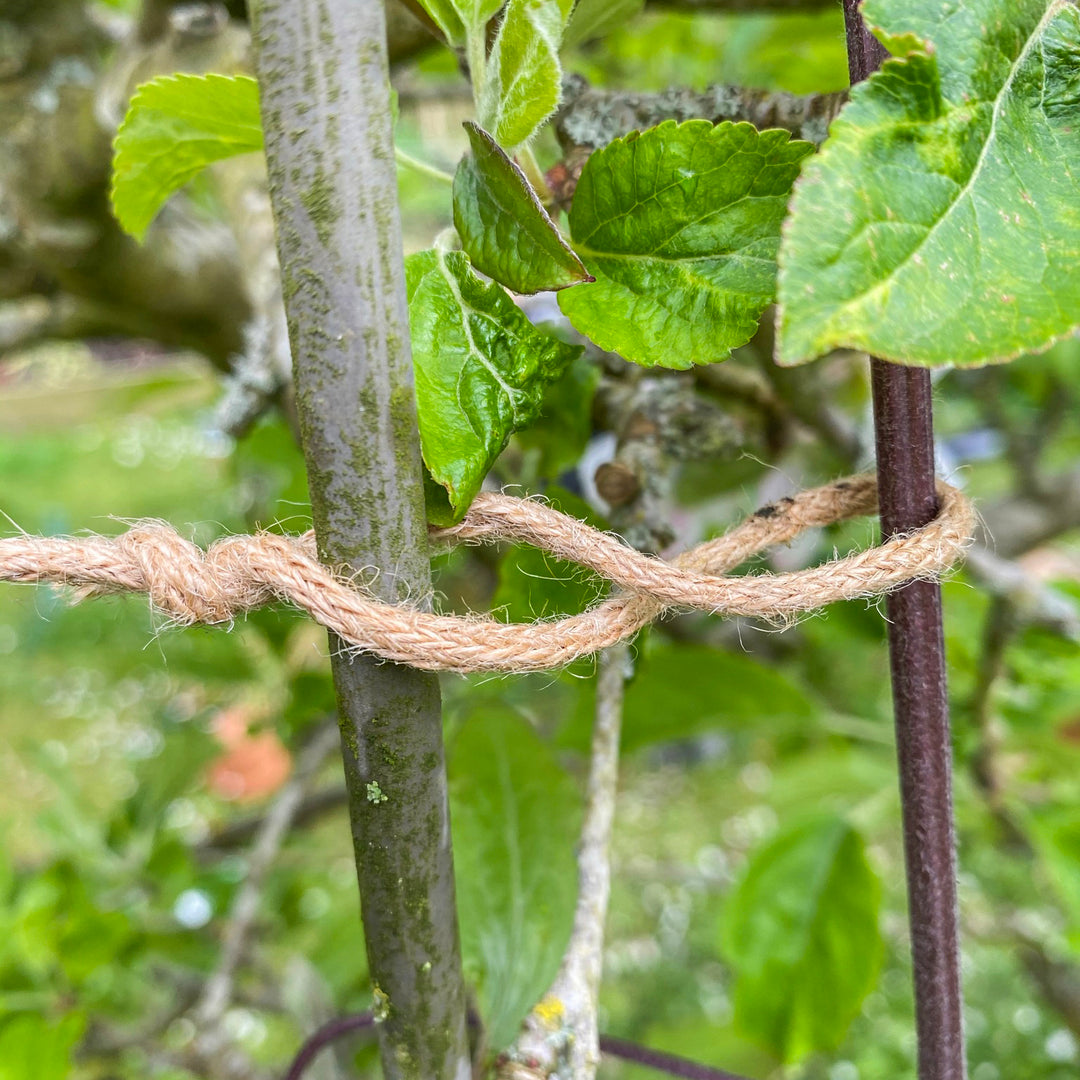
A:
[207, 706, 292, 801]
[1057, 717, 1080, 745]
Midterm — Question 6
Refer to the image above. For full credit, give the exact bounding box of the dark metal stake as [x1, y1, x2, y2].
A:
[842, 5, 967, 1079]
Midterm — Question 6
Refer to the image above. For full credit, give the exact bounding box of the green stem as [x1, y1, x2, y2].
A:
[517, 144, 553, 203]
[466, 28, 488, 120]
[395, 147, 454, 186]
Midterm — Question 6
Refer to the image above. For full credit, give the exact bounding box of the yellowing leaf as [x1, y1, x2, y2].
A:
[777, 0, 1080, 367]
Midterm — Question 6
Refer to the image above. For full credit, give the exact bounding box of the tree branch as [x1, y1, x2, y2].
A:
[284, 1013, 377, 1080]
[194, 722, 341, 1029]
[135, 0, 177, 43]
[508, 646, 628, 1079]
[0, 294, 164, 354]
[593, 367, 744, 550]
[201, 784, 350, 853]
[504, 363, 733, 1077]
[555, 75, 845, 154]
[248, 2, 470, 1077]
[963, 548, 1080, 642]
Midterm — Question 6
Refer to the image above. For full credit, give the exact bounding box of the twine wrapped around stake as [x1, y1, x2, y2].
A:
[0, 474, 974, 674]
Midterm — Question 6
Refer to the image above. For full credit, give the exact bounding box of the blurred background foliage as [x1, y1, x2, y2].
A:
[2, 1, 1080, 1079]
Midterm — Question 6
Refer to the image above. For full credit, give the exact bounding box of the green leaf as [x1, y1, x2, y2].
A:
[563, 0, 644, 49]
[9, 864, 136, 987]
[414, 0, 468, 42]
[453, 122, 591, 294]
[405, 247, 582, 525]
[457, 0, 506, 29]
[124, 722, 219, 833]
[111, 73, 264, 242]
[777, 0, 1080, 368]
[494, 545, 604, 622]
[719, 817, 883, 1063]
[449, 711, 581, 1051]
[558, 120, 814, 368]
[480, 0, 565, 149]
[558, 643, 819, 754]
[1027, 806, 1080, 932]
[622, 645, 818, 753]
[0, 1013, 85, 1080]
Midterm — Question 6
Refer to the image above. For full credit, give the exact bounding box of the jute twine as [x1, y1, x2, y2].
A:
[0, 474, 973, 674]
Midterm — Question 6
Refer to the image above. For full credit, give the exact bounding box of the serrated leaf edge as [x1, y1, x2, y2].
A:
[110, 72, 263, 243]
[456, 121, 592, 293]
[775, 1, 1072, 368]
[564, 118, 812, 369]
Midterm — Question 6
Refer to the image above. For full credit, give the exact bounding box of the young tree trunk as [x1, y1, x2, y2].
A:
[248, 2, 470, 1078]
[842, 5, 967, 1080]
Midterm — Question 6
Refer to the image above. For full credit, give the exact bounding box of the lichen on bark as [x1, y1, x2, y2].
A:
[248, 1, 470, 1078]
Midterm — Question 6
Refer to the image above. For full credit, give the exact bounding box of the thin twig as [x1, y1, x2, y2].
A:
[506, 367, 690, 1077]
[965, 597, 1031, 852]
[281, 1012, 755, 1080]
[1016, 939, 1080, 1039]
[962, 601, 1080, 1038]
[195, 722, 341, 1027]
[964, 548, 1080, 641]
[283, 1013, 376, 1080]
[598, 1036, 753, 1080]
[508, 645, 629, 1079]
[979, 464, 1080, 558]
[201, 784, 350, 853]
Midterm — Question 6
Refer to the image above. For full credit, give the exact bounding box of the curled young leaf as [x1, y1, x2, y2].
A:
[480, 0, 566, 150]
[453, 122, 591, 294]
[406, 248, 582, 525]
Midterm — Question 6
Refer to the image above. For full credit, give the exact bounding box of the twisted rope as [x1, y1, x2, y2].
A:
[0, 474, 973, 674]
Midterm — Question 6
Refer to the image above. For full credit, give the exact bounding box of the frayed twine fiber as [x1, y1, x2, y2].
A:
[0, 474, 973, 674]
